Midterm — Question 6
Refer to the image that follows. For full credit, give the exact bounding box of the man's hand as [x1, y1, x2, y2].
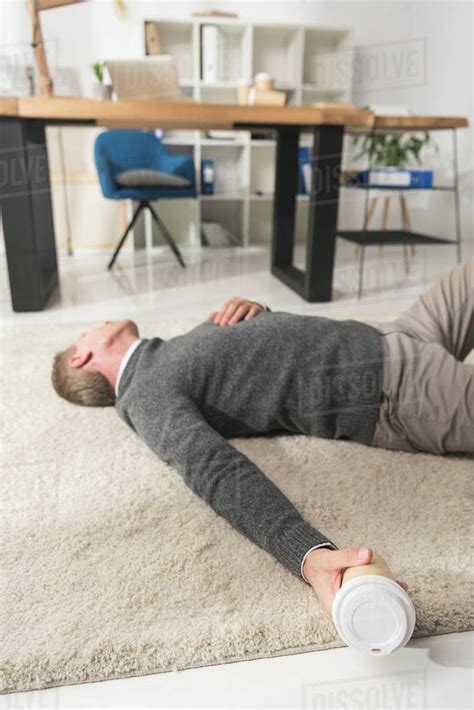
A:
[208, 297, 265, 326]
[303, 547, 409, 617]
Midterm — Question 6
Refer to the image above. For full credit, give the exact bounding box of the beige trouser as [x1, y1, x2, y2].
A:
[366, 258, 474, 454]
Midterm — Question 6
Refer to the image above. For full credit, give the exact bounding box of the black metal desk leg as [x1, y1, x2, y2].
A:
[0, 118, 59, 311]
[305, 125, 344, 302]
[271, 126, 303, 294]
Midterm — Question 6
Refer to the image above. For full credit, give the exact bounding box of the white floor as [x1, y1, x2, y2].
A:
[2, 241, 473, 709]
[2, 239, 472, 326]
[9, 632, 474, 709]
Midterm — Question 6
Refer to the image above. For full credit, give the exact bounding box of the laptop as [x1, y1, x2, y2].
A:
[106, 56, 182, 101]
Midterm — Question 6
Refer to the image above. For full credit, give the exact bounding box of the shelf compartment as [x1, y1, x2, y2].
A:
[200, 24, 247, 83]
[201, 144, 247, 195]
[303, 28, 352, 91]
[248, 197, 310, 245]
[250, 141, 275, 195]
[251, 139, 276, 146]
[145, 21, 194, 80]
[248, 199, 273, 244]
[201, 131, 248, 145]
[201, 199, 243, 245]
[133, 198, 200, 249]
[252, 26, 302, 86]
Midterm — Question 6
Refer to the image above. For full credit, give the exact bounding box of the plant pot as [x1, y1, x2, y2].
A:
[92, 83, 113, 100]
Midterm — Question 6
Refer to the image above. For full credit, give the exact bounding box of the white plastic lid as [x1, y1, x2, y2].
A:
[332, 575, 416, 655]
[254, 72, 273, 80]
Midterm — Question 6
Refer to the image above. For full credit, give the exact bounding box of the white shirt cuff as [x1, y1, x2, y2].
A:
[300, 542, 338, 584]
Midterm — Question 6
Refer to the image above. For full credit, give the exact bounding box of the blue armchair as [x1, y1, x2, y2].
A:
[94, 130, 197, 269]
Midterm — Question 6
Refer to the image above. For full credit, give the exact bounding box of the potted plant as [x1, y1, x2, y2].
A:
[348, 132, 437, 189]
[91, 61, 112, 100]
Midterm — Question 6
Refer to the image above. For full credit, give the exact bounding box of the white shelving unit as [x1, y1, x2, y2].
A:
[142, 17, 353, 250]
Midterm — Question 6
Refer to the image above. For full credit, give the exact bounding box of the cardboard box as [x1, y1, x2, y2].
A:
[253, 89, 286, 106]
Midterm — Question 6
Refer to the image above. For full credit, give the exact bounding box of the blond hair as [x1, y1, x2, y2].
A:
[51, 347, 115, 407]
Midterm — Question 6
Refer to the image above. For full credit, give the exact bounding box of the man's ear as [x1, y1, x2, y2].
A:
[69, 349, 93, 370]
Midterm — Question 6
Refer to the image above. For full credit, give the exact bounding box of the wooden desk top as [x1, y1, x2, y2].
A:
[373, 115, 468, 130]
[0, 97, 468, 132]
[355, 115, 469, 132]
[0, 96, 374, 129]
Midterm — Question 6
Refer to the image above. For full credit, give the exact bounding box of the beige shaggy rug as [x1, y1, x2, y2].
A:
[1, 319, 473, 694]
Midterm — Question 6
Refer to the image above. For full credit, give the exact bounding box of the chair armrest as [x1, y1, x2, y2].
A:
[94, 148, 120, 199]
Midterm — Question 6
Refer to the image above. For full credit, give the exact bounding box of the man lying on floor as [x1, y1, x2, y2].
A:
[51, 258, 473, 616]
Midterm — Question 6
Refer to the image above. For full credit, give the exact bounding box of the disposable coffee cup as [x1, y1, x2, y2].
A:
[237, 79, 251, 105]
[254, 72, 274, 91]
[332, 552, 416, 655]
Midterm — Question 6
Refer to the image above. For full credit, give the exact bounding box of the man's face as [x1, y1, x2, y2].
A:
[71, 319, 140, 359]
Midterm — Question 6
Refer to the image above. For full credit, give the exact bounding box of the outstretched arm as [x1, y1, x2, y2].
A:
[128, 389, 336, 584]
[128, 390, 409, 615]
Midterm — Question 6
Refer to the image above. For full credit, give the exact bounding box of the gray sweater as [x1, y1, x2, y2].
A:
[115, 312, 384, 581]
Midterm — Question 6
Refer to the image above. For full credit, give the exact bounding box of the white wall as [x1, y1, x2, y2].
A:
[1, 0, 472, 253]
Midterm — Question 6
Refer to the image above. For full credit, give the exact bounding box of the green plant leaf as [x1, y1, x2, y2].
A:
[91, 61, 104, 83]
[351, 130, 435, 168]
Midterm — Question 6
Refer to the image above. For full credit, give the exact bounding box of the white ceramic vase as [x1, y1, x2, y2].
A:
[92, 83, 113, 100]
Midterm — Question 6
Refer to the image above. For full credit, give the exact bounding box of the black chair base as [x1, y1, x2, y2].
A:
[107, 200, 186, 270]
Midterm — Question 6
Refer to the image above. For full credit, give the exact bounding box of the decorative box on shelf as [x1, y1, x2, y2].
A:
[346, 168, 433, 189]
